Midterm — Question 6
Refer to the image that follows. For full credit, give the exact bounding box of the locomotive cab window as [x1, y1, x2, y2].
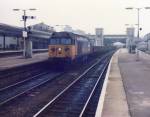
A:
[49, 38, 74, 45]
[60, 38, 72, 45]
[49, 38, 59, 45]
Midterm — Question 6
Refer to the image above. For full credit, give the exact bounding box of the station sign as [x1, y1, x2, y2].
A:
[22, 31, 28, 38]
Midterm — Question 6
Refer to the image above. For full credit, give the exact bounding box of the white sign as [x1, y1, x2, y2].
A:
[22, 31, 28, 38]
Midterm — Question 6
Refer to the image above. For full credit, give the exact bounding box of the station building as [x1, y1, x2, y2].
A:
[0, 23, 54, 51]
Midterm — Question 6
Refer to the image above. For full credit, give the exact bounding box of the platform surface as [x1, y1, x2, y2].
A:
[101, 50, 130, 117]
[118, 49, 150, 117]
[101, 49, 150, 117]
[0, 52, 49, 70]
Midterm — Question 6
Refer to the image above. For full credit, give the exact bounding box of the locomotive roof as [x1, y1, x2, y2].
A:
[51, 31, 89, 39]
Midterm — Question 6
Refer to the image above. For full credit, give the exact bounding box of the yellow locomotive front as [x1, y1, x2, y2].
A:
[48, 32, 76, 61]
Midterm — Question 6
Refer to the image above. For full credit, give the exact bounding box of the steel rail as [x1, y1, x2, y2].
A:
[0, 66, 35, 78]
[0, 62, 48, 78]
[0, 71, 48, 92]
[79, 60, 110, 117]
[0, 72, 63, 106]
[33, 54, 110, 117]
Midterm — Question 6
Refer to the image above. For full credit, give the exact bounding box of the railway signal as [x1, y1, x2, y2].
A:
[13, 8, 36, 58]
[22, 16, 36, 20]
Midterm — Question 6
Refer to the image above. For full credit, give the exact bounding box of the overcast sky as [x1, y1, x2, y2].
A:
[1, 0, 150, 36]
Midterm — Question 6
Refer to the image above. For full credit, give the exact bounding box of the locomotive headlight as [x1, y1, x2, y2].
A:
[58, 48, 62, 51]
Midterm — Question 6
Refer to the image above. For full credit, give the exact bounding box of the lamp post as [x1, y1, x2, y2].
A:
[125, 7, 142, 39]
[13, 8, 36, 58]
[126, 7, 150, 59]
[126, 7, 150, 38]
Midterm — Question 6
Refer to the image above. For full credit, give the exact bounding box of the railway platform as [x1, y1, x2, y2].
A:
[0, 52, 49, 71]
[97, 48, 150, 117]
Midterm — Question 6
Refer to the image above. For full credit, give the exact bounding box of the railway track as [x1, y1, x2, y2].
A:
[80, 67, 106, 117]
[0, 61, 51, 89]
[0, 61, 49, 77]
[0, 71, 63, 106]
[33, 53, 111, 117]
[0, 51, 114, 117]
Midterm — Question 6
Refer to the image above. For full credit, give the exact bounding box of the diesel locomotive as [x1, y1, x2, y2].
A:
[48, 32, 92, 62]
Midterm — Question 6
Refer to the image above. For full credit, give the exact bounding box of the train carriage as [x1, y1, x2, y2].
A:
[48, 32, 92, 62]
